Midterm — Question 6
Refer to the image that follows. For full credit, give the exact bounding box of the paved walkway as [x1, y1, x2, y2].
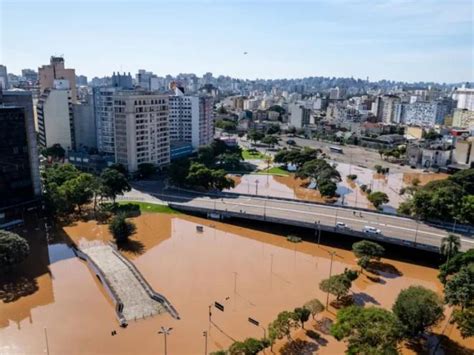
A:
[79, 242, 168, 321]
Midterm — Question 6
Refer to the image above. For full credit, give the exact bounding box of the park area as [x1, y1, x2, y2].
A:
[0, 207, 472, 354]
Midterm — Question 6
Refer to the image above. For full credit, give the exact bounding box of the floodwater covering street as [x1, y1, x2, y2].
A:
[1, 212, 472, 354]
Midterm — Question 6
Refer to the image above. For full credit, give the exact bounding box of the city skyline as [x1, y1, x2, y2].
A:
[1, 0, 472, 83]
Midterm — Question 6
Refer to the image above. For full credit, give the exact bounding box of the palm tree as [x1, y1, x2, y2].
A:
[440, 234, 461, 262]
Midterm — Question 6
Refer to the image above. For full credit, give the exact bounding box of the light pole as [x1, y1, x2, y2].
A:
[158, 326, 173, 355]
[325, 251, 336, 309]
[203, 331, 208, 355]
[452, 217, 458, 234]
[334, 209, 338, 226]
[44, 327, 50, 355]
[317, 220, 321, 246]
[414, 218, 419, 246]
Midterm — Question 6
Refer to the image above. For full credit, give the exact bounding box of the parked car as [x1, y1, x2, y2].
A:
[363, 226, 381, 234]
[336, 222, 349, 229]
[286, 139, 296, 146]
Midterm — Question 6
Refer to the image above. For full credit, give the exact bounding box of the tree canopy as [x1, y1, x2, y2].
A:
[303, 298, 324, 320]
[100, 168, 131, 203]
[331, 306, 402, 355]
[319, 273, 353, 301]
[392, 286, 444, 338]
[444, 264, 474, 310]
[109, 214, 136, 243]
[0, 230, 30, 268]
[367, 191, 389, 209]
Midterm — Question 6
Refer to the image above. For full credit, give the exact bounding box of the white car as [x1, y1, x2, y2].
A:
[336, 222, 349, 229]
[363, 226, 381, 234]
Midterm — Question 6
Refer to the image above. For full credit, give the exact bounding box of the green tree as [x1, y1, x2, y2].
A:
[304, 298, 324, 320]
[109, 163, 128, 176]
[248, 130, 265, 144]
[60, 173, 95, 213]
[444, 264, 474, 310]
[452, 307, 474, 338]
[217, 153, 242, 171]
[438, 248, 474, 284]
[352, 240, 385, 272]
[449, 168, 474, 195]
[197, 145, 216, 166]
[100, 168, 131, 203]
[331, 306, 402, 355]
[319, 273, 352, 302]
[261, 135, 278, 146]
[367, 191, 389, 209]
[168, 158, 191, 186]
[392, 285, 444, 338]
[228, 338, 265, 355]
[0, 230, 30, 268]
[108, 214, 136, 243]
[293, 307, 311, 329]
[318, 180, 338, 197]
[268, 311, 299, 342]
[440, 234, 461, 262]
[266, 124, 280, 135]
[42, 143, 65, 160]
[459, 195, 474, 224]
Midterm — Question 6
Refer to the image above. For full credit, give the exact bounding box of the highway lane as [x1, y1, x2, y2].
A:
[160, 194, 473, 252]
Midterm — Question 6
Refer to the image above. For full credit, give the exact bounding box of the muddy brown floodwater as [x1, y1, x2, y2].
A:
[1, 213, 472, 354]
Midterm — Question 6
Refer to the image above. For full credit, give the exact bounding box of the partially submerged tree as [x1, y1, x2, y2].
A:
[109, 214, 136, 243]
[352, 240, 385, 272]
[0, 230, 30, 268]
[293, 307, 311, 329]
[331, 306, 402, 354]
[367, 191, 389, 209]
[392, 285, 444, 338]
[440, 234, 461, 262]
[304, 298, 324, 320]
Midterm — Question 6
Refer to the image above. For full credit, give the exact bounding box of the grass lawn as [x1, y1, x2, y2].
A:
[242, 149, 268, 160]
[117, 201, 181, 214]
[256, 166, 291, 176]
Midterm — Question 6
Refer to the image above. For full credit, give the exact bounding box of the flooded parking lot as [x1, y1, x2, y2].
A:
[1, 212, 472, 354]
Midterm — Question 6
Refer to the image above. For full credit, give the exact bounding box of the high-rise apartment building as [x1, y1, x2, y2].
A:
[94, 73, 133, 154]
[0, 65, 8, 89]
[452, 85, 474, 111]
[73, 94, 96, 149]
[38, 56, 77, 103]
[113, 92, 169, 172]
[37, 80, 75, 149]
[168, 90, 214, 149]
[288, 102, 311, 128]
[0, 90, 41, 217]
[374, 95, 401, 123]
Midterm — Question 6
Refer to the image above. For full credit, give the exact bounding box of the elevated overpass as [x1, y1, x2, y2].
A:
[164, 194, 473, 253]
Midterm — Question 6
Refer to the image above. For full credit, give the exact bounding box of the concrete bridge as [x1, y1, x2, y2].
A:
[168, 195, 473, 253]
[75, 241, 179, 326]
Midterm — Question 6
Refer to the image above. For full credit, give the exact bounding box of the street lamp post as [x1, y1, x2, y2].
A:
[203, 331, 208, 355]
[325, 251, 336, 309]
[255, 179, 259, 195]
[317, 221, 321, 246]
[414, 218, 419, 246]
[158, 326, 173, 355]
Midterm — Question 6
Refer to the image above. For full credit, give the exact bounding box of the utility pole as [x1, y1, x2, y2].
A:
[325, 251, 336, 309]
[414, 218, 419, 246]
[317, 221, 321, 246]
[158, 326, 173, 355]
[233, 272, 238, 294]
[255, 179, 259, 195]
[44, 328, 50, 355]
[203, 331, 208, 355]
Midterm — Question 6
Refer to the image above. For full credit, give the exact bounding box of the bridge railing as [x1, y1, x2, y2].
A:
[109, 243, 180, 320]
[169, 203, 441, 253]
[74, 247, 128, 326]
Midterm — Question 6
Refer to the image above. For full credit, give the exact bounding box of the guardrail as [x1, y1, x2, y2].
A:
[169, 203, 441, 253]
[73, 247, 128, 326]
[165, 186, 473, 235]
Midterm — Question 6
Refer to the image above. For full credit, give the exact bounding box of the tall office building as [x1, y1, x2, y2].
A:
[37, 79, 75, 150]
[76, 75, 88, 86]
[38, 56, 77, 103]
[113, 92, 170, 172]
[168, 90, 214, 149]
[0, 89, 41, 217]
[0, 65, 8, 89]
[288, 102, 311, 128]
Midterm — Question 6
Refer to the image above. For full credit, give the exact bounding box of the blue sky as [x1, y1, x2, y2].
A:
[1, 0, 472, 82]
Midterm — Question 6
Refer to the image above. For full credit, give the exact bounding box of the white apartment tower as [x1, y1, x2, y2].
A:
[168, 90, 214, 149]
[36, 80, 75, 149]
[113, 92, 170, 172]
